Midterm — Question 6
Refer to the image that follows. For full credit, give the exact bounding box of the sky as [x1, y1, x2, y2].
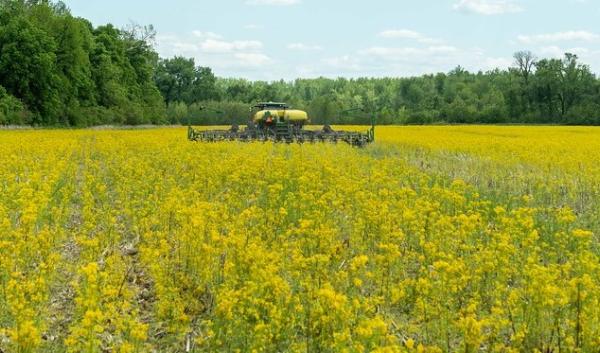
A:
[62, 0, 600, 80]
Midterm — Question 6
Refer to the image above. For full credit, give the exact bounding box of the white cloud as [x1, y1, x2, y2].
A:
[245, 0, 300, 5]
[539, 45, 596, 58]
[378, 29, 443, 44]
[517, 30, 600, 44]
[538, 45, 563, 57]
[308, 29, 516, 78]
[322, 55, 365, 73]
[160, 33, 264, 56]
[318, 44, 514, 78]
[379, 29, 422, 40]
[200, 39, 263, 53]
[287, 43, 323, 51]
[156, 31, 274, 77]
[361, 45, 459, 59]
[159, 36, 199, 53]
[453, 0, 523, 15]
[191, 31, 222, 39]
[234, 53, 273, 66]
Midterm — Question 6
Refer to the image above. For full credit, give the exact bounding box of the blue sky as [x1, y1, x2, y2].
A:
[63, 0, 600, 80]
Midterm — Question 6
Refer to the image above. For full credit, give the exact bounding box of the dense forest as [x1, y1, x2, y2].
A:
[0, 0, 165, 125]
[1, 0, 600, 126]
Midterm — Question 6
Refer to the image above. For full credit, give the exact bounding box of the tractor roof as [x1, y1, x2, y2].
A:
[254, 102, 289, 110]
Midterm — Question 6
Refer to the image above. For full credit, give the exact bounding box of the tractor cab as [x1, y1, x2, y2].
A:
[253, 102, 289, 111]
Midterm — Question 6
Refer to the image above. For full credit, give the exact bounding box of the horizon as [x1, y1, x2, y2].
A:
[62, 0, 600, 80]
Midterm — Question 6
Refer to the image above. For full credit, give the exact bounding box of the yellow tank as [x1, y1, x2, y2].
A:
[253, 109, 309, 124]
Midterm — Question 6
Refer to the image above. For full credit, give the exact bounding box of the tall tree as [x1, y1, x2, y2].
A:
[155, 57, 196, 104]
[514, 50, 537, 84]
[0, 15, 60, 123]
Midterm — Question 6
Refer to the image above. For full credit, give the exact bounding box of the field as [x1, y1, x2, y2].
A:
[1, 126, 600, 353]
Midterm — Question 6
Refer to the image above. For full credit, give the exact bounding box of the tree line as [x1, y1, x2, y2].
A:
[1, 1, 600, 126]
[161, 51, 600, 126]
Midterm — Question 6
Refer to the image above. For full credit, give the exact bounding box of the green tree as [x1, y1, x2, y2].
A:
[191, 66, 218, 102]
[0, 14, 60, 124]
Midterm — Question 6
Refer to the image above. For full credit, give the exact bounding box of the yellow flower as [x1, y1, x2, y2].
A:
[3, 127, 600, 352]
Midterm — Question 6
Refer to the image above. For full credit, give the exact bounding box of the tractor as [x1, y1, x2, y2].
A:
[188, 102, 375, 147]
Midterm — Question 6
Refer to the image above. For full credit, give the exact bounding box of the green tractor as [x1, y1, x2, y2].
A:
[188, 102, 375, 147]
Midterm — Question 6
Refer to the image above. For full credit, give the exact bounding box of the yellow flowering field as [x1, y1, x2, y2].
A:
[1, 126, 599, 353]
